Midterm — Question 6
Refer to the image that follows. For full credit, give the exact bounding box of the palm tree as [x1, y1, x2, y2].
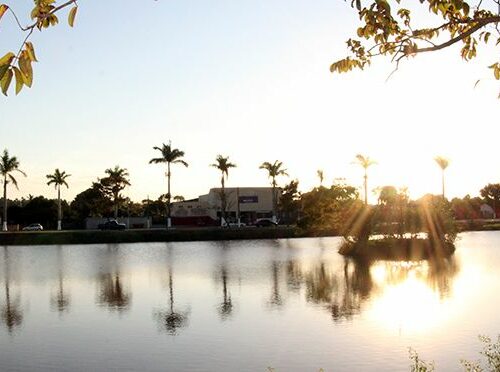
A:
[210, 155, 236, 225]
[434, 156, 449, 199]
[317, 169, 324, 187]
[149, 142, 188, 228]
[353, 154, 376, 205]
[259, 160, 289, 222]
[46, 169, 71, 231]
[101, 166, 131, 219]
[0, 150, 26, 232]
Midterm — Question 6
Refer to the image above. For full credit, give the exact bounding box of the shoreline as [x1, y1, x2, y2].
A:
[0, 221, 499, 246]
[0, 227, 302, 246]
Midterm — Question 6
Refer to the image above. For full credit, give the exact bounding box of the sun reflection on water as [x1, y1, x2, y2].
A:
[366, 260, 456, 334]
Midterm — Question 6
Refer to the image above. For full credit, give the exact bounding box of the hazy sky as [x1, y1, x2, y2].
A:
[1, 0, 499, 204]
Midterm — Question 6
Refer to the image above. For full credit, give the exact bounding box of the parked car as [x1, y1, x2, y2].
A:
[254, 218, 278, 227]
[227, 222, 247, 228]
[22, 223, 43, 231]
[98, 220, 126, 230]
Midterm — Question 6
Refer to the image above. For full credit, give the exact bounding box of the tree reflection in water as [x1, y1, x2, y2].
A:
[215, 242, 234, 320]
[97, 273, 130, 311]
[50, 246, 70, 314]
[299, 254, 459, 323]
[268, 261, 284, 308]
[1, 247, 23, 333]
[218, 266, 233, 320]
[154, 246, 189, 335]
[96, 245, 131, 312]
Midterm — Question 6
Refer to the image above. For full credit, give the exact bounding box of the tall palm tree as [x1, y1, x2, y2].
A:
[317, 169, 324, 187]
[354, 154, 376, 205]
[259, 160, 288, 222]
[0, 150, 26, 232]
[210, 155, 236, 225]
[149, 142, 188, 228]
[434, 156, 449, 199]
[46, 169, 71, 231]
[101, 166, 131, 219]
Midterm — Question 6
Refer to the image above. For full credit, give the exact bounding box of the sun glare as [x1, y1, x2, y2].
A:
[366, 262, 452, 335]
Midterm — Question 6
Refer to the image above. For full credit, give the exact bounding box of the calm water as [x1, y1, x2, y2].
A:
[1, 232, 500, 371]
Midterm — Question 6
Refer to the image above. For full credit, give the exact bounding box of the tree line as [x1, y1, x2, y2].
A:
[1, 145, 499, 231]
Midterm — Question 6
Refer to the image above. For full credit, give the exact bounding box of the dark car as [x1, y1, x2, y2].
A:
[98, 220, 126, 230]
[254, 218, 278, 227]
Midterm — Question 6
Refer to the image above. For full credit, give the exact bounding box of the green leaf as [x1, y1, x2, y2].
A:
[68, 6, 77, 27]
[0, 4, 8, 22]
[25, 42, 38, 62]
[0, 51, 14, 66]
[1, 67, 13, 96]
[18, 53, 33, 87]
[12, 67, 23, 95]
[0, 52, 14, 80]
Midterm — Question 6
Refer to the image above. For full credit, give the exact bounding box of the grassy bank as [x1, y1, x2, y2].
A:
[0, 227, 301, 246]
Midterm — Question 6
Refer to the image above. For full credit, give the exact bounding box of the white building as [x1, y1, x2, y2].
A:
[171, 187, 280, 225]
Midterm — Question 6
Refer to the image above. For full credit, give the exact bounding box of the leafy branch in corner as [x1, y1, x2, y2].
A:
[331, 0, 500, 95]
[0, 0, 79, 96]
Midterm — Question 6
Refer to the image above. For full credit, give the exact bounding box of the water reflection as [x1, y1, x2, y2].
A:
[97, 273, 130, 311]
[1, 247, 23, 333]
[154, 246, 189, 335]
[218, 266, 233, 320]
[50, 246, 70, 314]
[300, 255, 460, 323]
[96, 245, 131, 312]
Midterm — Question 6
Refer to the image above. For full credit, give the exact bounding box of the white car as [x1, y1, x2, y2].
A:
[22, 223, 44, 231]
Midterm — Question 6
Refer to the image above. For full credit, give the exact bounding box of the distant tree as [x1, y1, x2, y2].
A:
[23, 196, 57, 228]
[46, 168, 70, 230]
[375, 186, 412, 238]
[149, 142, 188, 228]
[279, 179, 301, 225]
[330, 0, 500, 94]
[434, 156, 450, 199]
[353, 154, 376, 205]
[259, 160, 289, 222]
[70, 182, 111, 224]
[299, 183, 361, 234]
[173, 195, 185, 202]
[0, 149, 26, 231]
[480, 183, 500, 218]
[451, 195, 482, 220]
[100, 166, 130, 219]
[0, 0, 79, 95]
[210, 155, 236, 224]
[317, 169, 324, 187]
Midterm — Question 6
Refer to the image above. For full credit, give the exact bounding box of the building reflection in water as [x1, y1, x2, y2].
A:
[154, 245, 189, 335]
[50, 246, 70, 314]
[1, 247, 23, 333]
[96, 244, 131, 312]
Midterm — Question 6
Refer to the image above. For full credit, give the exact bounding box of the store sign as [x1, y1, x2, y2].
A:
[239, 196, 258, 203]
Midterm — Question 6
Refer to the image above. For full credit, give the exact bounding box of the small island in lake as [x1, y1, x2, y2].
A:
[339, 188, 457, 261]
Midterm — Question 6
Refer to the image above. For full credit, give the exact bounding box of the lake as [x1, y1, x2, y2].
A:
[1, 231, 500, 371]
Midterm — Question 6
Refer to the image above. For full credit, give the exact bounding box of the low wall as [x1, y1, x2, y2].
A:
[0, 227, 299, 246]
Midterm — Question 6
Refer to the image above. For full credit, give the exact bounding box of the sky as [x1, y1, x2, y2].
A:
[1, 0, 499, 204]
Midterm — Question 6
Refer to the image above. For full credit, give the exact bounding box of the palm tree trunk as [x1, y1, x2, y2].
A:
[2, 176, 7, 232]
[167, 162, 171, 228]
[221, 174, 226, 225]
[271, 179, 277, 222]
[114, 199, 118, 219]
[57, 185, 62, 231]
[363, 170, 368, 205]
